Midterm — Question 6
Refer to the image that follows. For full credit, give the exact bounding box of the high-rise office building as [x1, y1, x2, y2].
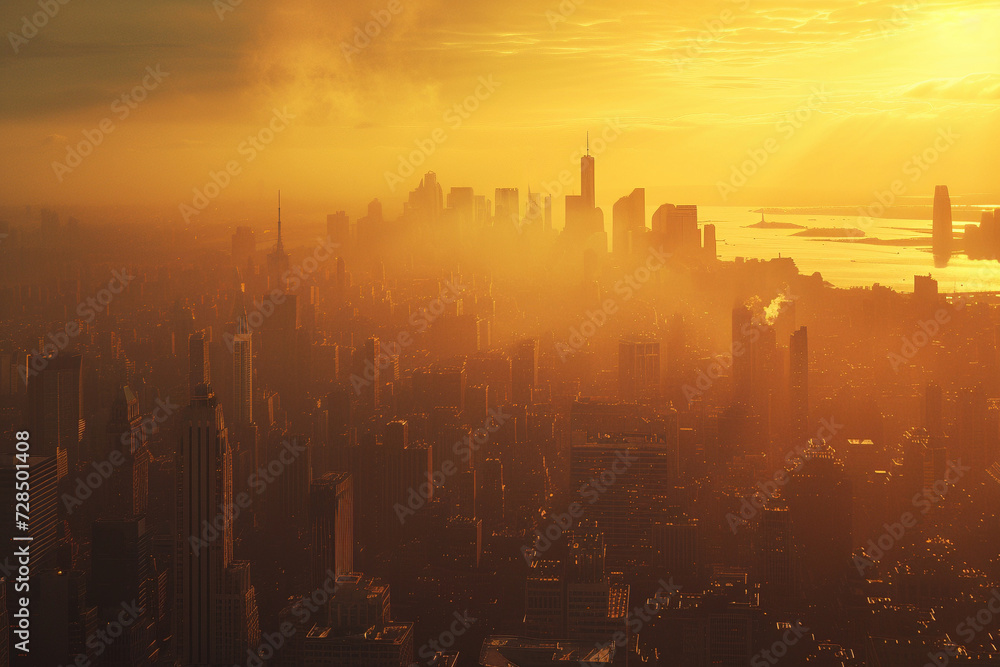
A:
[29, 570, 99, 667]
[703, 223, 717, 260]
[618, 339, 660, 402]
[480, 458, 505, 528]
[466, 351, 512, 406]
[569, 434, 671, 565]
[413, 364, 466, 414]
[956, 385, 987, 466]
[175, 383, 259, 666]
[652, 204, 699, 254]
[760, 502, 792, 594]
[652, 519, 699, 585]
[385, 419, 408, 450]
[925, 381, 943, 436]
[494, 188, 520, 230]
[231, 226, 255, 267]
[789, 327, 808, 441]
[356, 198, 384, 250]
[447, 186, 476, 237]
[232, 296, 253, 425]
[511, 339, 537, 406]
[105, 386, 149, 519]
[933, 185, 952, 268]
[914, 274, 938, 304]
[356, 337, 381, 412]
[612, 188, 645, 255]
[326, 211, 350, 249]
[175, 383, 230, 665]
[406, 171, 444, 223]
[524, 559, 563, 636]
[90, 516, 164, 667]
[524, 526, 629, 642]
[785, 440, 851, 594]
[732, 306, 753, 407]
[188, 331, 210, 401]
[26, 353, 82, 465]
[309, 472, 354, 587]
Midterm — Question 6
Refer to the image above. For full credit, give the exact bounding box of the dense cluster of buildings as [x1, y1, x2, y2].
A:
[0, 149, 999, 667]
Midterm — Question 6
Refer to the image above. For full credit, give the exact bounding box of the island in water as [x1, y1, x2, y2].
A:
[745, 212, 806, 229]
[792, 228, 866, 238]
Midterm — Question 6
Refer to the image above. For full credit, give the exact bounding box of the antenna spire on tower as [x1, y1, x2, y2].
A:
[586, 131, 590, 157]
[277, 190, 283, 247]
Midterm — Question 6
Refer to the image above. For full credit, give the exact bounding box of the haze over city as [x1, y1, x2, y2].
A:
[2, 0, 999, 216]
[2, 2, 1000, 667]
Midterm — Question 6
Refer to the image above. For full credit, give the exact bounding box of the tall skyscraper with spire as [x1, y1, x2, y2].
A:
[267, 191, 290, 289]
[581, 134, 595, 210]
[564, 134, 605, 248]
[933, 185, 952, 268]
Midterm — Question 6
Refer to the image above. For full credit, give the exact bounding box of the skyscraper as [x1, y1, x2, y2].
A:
[732, 305, 753, 407]
[569, 434, 671, 565]
[564, 138, 606, 246]
[91, 516, 152, 607]
[652, 204, 699, 254]
[525, 191, 544, 231]
[232, 294, 253, 425]
[511, 338, 537, 406]
[267, 192, 290, 289]
[933, 185, 952, 268]
[789, 327, 808, 441]
[925, 381, 943, 437]
[175, 383, 230, 665]
[105, 385, 149, 519]
[612, 188, 645, 255]
[231, 226, 255, 267]
[356, 337, 381, 412]
[309, 472, 354, 587]
[175, 383, 259, 665]
[447, 186, 476, 237]
[618, 339, 660, 402]
[581, 150, 595, 209]
[188, 331, 210, 401]
[494, 188, 520, 230]
[703, 223, 717, 260]
[326, 211, 350, 249]
[785, 440, 851, 594]
[26, 353, 82, 465]
[408, 172, 444, 220]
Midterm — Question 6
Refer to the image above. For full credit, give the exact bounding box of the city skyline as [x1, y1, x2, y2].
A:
[1, 1, 998, 212]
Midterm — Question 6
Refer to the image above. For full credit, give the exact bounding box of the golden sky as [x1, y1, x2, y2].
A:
[2, 0, 998, 222]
